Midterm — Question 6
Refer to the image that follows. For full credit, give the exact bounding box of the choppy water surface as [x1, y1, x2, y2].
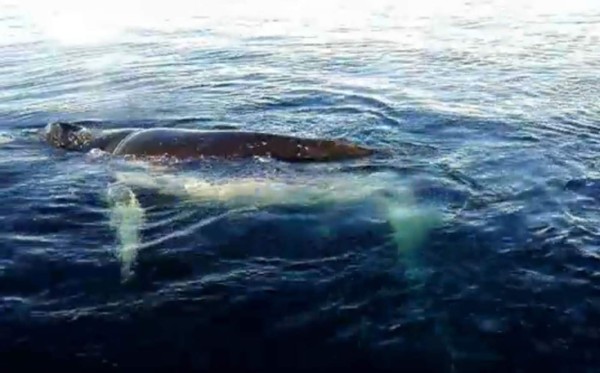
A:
[1, 0, 600, 371]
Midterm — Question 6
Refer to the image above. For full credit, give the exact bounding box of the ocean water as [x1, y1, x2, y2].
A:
[1, 0, 599, 371]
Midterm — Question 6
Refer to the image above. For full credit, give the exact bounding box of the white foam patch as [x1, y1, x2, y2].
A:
[106, 183, 145, 280]
[86, 148, 110, 159]
[0, 133, 14, 145]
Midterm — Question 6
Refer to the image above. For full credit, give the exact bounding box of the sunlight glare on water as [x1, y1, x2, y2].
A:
[8, 0, 598, 45]
[3, 0, 598, 121]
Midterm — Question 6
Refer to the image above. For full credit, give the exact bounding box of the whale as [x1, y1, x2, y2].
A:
[43, 122, 375, 162]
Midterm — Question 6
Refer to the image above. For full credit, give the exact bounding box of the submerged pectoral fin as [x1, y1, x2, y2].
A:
[106, 182, 145, 281]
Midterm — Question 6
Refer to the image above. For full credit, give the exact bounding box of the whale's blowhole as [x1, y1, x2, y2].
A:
[44, 122, 93, 151]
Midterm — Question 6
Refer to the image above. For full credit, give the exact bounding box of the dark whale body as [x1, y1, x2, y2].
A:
[43, 122, 374, 162]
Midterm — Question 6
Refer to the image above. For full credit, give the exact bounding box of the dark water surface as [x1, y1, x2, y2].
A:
[1, 0, 600, 371]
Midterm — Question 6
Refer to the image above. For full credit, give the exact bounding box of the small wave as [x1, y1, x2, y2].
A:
[263, 87, 398, 114]
[0, 132, 14, 145]
[533, 115, 600, 143]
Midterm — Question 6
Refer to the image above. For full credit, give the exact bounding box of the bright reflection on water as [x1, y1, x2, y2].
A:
[1, 0, 598, 121]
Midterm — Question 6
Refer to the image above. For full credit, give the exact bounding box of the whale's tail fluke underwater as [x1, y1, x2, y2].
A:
[42, 121, 377, 162]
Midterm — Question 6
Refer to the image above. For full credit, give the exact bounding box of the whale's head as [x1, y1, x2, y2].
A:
[43, 122, 94, 151]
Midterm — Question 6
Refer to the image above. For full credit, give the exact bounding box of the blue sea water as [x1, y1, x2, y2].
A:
[1, 0, 600, 371]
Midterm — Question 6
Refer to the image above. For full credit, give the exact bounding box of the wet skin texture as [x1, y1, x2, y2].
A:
[43, 122, 375, 162]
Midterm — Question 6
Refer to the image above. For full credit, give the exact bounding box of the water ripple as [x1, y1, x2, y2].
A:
[1, 0, 600, 370]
